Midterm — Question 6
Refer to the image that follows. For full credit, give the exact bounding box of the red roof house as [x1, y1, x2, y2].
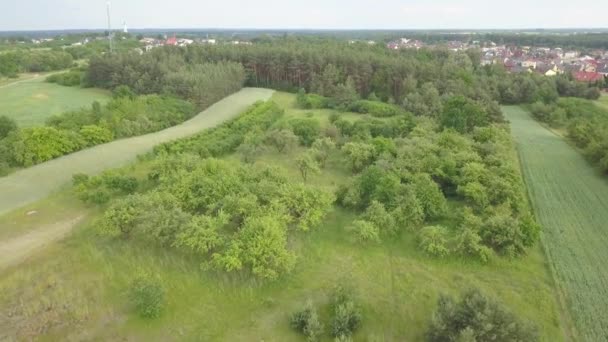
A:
[573, 71, 604, 82]
[165, 36, 177, 46]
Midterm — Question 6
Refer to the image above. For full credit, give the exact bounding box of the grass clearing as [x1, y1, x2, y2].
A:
[0, 88, 274, 216]
[596, 93, 608, 111]
[504, 106, 608, 341]
[0, 94, 566, 341]
[0, 77, 110, 127]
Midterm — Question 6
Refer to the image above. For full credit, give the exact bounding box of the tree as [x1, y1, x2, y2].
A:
[440, 96, 488, 133]
[239, 214, 295, 280]
[265, 128, 298, 153]
[0, 116, 17, 139]
[311, 137, 336, 168]
[352, 219, 380, 243]
[342, 142, 375, 172]
[331, 285, 362, 338]
[296, 152, 321, 182]
[129, 271, 165, 319]
[418, 226, 449, 257]
[290, 301, 324, 342]
[290, 118, 321, 146]
[427, 289, 539, 342]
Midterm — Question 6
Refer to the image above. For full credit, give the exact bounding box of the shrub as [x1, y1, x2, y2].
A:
[348, 100, 405, 117]
[352, 219, 380, 243]
[265, 128, 298, 153]
[290, 118, 321, 146]
[330, 286, 362, 338]
[129, 272, 165, 319]
[418, 226, 449, 257]
[290, 301, 324, 342]
[0, 115, 17, 139]
[427, 288, 539, 342]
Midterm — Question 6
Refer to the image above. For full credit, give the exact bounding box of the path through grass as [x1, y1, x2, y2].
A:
[0, 88, 274, 216]
[504, 106, 608, 341]
[0, 76, 110, 127]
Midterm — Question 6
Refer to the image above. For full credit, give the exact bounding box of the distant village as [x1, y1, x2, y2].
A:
[387, 38, 608, 83]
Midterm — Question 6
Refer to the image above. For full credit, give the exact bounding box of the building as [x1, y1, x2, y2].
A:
[573, 71, 604, 82]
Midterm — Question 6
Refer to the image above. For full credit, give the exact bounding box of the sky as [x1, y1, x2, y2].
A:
[1, 0, 607, 31]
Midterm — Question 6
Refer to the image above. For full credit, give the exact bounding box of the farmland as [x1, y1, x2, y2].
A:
[0, 94, 566, 341]
[504, 106, 608, 341]
[0, 76, 110, 127]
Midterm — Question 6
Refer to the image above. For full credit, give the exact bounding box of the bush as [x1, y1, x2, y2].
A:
[290, 118, 321, 146]
[352, 219, 380, 243]
[331, 286, 362, 338]
[418, 226, 449, 257]
[46, 69, 83, 86]
[348, 100, 405, 117]
[129, 272, 165, 319]
[427, 288, 539, 342]
[290, 301, 324, 342]
[0, 115, 17, 139]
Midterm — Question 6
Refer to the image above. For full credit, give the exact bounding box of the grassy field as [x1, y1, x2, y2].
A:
[596, 93, 608, 111]
[0, 94, 567, 341]
[504, 106, 608, 341]
[0, 76, 110, 127]
[0, 88, 274, 216]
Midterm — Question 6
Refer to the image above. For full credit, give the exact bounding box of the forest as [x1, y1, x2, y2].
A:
[0, 49, 74, 77]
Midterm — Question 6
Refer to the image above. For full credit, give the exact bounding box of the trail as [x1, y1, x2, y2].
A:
[0, 88, 274, 216]
[0, 216, 84, 270]
[505, 106, 608, 341]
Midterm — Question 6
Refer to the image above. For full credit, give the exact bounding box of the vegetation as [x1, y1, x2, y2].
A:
[528, 98, 608, 175]
[505, 106, 608, 341]
[0, 77, 110, 127]
[0, 50, 73, 78]
[0, 93, 566, 341]
[129, 271, 166, 319]
[0, 91, 195, 167]
[427, 288, 539, 342]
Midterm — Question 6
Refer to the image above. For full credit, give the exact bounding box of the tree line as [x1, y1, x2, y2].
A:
[0, 50, 74, 77]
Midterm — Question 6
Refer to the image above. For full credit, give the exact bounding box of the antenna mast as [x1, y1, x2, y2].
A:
[106, 1, 113, 53]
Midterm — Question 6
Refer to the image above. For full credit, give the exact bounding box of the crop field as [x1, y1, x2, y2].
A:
[0, 88, 274, 216]
[504, 106, 608, 341]
[0, 76, 110, 127]
[0, 94, 566, 341]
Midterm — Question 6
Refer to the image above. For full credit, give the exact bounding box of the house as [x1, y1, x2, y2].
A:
[597, 64, 608, 77]
[165, 36, 177, 46]
[573, 71, 604, 82]
[563, 51, 579, 59]
[201, 39, 216, 45]
[521, 59, 537, 69]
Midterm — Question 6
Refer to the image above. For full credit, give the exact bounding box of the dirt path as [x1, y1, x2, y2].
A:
[0, 88, 274, 216]
[0, 216, 84, 271]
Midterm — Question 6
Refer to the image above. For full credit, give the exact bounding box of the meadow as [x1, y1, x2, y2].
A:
[0, 77, 109, 127]
[0, 94, 567, 341]
[597, 93, 608, 111]
[0, 88, 274, 216]
[504, 106, 608, 341]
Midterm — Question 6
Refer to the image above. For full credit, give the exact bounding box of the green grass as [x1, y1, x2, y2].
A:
[0, 94, 566, 341]
[0, 88, 275, 216]
[504, 106, 608, 342]
[0, 76, 110, 127]
[596, 93, 608, 111]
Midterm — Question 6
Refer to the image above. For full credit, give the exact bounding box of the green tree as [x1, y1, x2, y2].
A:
[427, 289, 539, 342]
[418, 226, 449, 257]
[342, 142, 374, 172]
[265, 128, 298, 153]
[311, 137, 336, 168]
[440, 96, 488, 133]
[296, 152, 321, 182]
[0, 116, 17, 139]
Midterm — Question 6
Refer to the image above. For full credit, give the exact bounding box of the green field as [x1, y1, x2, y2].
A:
[0, 94, 567, 341]
[597, 93, 608, 111]
[0, 88, 274, 216]
[504, 106, 608, 341]
[0, 76, 110, 127]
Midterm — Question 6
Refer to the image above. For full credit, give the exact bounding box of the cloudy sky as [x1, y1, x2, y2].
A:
[1, 0, 607, 31]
